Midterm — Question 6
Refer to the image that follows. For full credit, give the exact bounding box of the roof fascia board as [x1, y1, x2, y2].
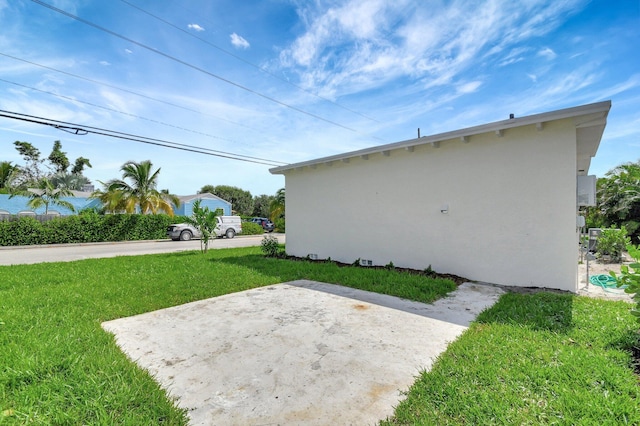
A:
[270, 100, 611, 175]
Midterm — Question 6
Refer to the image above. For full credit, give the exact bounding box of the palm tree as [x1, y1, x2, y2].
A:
[0, 161, 17, 190]
[92, 160, 180, 215]
[50, 172, 91, 191]
[269, 187, 285, 223]
[10, 177, 75, 214]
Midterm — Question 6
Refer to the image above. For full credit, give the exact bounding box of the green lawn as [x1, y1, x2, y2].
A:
[0, 246, 454, 424]
[1, 247, 638, 424]
[382, 292, 640, 425]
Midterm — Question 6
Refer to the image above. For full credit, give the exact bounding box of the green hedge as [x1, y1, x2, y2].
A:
[241, 221, 266, 235]
[0, 213, 188, 246]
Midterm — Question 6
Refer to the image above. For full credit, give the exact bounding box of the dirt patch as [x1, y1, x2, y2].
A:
[284, 255, 470, 285]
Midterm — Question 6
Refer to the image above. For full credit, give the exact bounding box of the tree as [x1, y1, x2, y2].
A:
[50, 172, 91, 191]
[92, 160, 180, 215]
[199, 184, 253, 215]
[48, 140, 70, 174]
[13, 141, 45, 187]
[184, 199, 219, 253]
[252, 194, 274, 217]
[0, 161, 18, 191]
[198, 185, 215, 194]
[71, 157, 92, 175]
[269, 187, 285, 222]
[10, 177, 75, 214]
[590, 160, 640, 243]
[11, 141, 92, 189]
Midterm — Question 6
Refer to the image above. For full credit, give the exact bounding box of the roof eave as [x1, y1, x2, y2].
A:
[270, 100, 612, 175]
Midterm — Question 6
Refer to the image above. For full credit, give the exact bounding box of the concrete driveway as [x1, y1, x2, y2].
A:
[102, 280, 504, 425]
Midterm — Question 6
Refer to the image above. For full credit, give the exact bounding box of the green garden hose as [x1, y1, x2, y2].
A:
[589, 274, 626, 291]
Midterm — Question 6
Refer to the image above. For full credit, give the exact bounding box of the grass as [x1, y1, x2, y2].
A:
[382, 292, 640, 425]
[2, 247, 639, 424]
[0, 246, 454, 424]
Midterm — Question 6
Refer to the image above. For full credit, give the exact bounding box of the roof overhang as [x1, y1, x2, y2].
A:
[270, 100, 611, 176]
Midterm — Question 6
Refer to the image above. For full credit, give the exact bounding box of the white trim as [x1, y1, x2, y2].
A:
[270, 101, 611, 175]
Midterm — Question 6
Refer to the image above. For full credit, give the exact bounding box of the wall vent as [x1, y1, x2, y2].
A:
[359, 259, 373, 267]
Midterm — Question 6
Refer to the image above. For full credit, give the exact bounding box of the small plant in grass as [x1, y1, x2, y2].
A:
[424, 264, 435, 277]
[260, 234, 280, 257]
[184, 199, 218, 253]
[385, 261, 395, 270]
[611, 243, 640, 324]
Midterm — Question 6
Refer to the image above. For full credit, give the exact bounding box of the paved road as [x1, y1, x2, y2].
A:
[0, 234, 285, 266]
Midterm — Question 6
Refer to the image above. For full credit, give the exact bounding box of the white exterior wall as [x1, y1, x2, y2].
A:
[284, 119, 579, 291]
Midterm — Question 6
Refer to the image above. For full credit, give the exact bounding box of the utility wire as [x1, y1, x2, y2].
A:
[0, 110, 288, 166]
[31, 0, 386, 142]
[0, 52, 265, 135]
[118, 0, 379, 123]
[0, 77, 255, 146]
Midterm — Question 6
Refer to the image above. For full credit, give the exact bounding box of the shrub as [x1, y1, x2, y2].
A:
[0, 214, 179, 246]
[260, 234, 280, 257]
[612, 244, 640, 324]
[273, 217, 285, 233]
[596, 227, 631, 262]
[242, 222, 265, 235]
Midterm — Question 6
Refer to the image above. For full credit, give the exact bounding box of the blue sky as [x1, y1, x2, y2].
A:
[0, 0, 638, 197]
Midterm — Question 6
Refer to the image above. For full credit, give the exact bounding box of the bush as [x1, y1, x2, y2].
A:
[596, 227, 631, 262]
[273, 217, 285, 233]
[260, 234, 280, 257]
[612, 244, 640, 324]
[241, 221, 265, 235]
[0, 214, 179, 246]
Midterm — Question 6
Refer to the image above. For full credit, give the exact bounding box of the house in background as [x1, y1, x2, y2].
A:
[174, 193, 232, 217]
[0, 191, 98, 215]
[0, 192, 232, 217]
[270, 101, 611, 292]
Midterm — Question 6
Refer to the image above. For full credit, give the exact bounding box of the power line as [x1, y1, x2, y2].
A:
[118, 0, 380, 124]
[0, 77, 256, 146]
[31, 0, 386, 143]
[0, 110, 288, 167]
[0, 51, 266, 135]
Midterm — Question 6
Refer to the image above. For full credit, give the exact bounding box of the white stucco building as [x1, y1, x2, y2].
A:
[270, 101, 611, 292]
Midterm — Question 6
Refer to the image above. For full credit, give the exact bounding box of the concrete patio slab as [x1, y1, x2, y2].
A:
[102, 280, 504, 425]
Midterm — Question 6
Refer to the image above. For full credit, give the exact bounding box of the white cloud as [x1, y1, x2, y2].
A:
[497, 47, 530, 67]
[230, 33, 250, 49]
[278, 0, 588, 99]
[188, 23, 204, 32]
[527, 73, 538, 83]
[125, 49, 132, 54]
[99, 60, 110, 66]
[456, 81, 482, 94]
[538, 47, 557, 60]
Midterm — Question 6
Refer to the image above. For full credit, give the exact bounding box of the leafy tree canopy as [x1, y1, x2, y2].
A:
[587, 159, 640, 243]
[9, 140, 92, 190]
[252, 194, 274, 217]
[199, 184, 253, 215]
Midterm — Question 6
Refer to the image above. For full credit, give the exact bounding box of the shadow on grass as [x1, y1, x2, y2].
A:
[475, 291, 574, 333]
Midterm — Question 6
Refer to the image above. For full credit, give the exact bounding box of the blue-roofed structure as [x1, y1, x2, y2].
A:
[174, 193, 232, 217]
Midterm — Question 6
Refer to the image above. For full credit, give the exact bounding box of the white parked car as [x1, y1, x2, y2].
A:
[167, 216, 242, 241]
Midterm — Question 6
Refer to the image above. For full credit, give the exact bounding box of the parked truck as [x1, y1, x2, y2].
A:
[167, 216, 242, 241]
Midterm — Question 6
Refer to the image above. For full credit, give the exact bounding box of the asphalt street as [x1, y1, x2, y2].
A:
[0, 234, 285, 266]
